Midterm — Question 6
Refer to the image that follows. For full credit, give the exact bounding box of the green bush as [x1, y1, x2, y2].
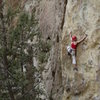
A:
[38, 52, 46, 63]
[38, 41, 51, 63]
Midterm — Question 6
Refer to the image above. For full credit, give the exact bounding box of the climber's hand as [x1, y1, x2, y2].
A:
[84, 34, 87, 38]
[85, 34, 88, 37]
[69, 31, 72, 39]
[70, 31, 72, 34]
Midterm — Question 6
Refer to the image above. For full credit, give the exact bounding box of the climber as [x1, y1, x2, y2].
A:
[67, 31, 87, 71]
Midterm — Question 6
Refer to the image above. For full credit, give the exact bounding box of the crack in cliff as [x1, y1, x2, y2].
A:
[61, 0, 67, 30]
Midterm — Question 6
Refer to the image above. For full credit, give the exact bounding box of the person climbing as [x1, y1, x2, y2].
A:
[67, 31, 87, 71]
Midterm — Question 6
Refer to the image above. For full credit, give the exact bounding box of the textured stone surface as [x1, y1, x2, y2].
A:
[5, 0, 100, 100]
[39, 0, 67, 99]
[61, 0, 100, 100]
[39, 0, 100, 99]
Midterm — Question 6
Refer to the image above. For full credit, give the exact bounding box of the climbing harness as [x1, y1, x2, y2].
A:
[67, 46, 72, 54]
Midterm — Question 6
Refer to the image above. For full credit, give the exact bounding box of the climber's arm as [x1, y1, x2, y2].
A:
[69, 31, 72, 40]
[77, 34, 87, 44]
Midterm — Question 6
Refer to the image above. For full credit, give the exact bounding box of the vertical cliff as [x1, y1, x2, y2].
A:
[39, 0, 100, 100]
[39, 0, 67, 99]
[61, 0, 100, 100]
[2, 0, 100, 100]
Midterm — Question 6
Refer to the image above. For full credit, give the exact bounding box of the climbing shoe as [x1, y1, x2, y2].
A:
[68, 52, 71, 56]
[73, 67, 78, 71]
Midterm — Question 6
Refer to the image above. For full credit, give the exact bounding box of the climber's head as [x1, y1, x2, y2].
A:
[72, 36, 77, 41]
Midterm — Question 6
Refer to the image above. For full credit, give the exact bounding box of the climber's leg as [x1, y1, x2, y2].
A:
[72, 50, 78, 71]
[72, 55, 76, 65]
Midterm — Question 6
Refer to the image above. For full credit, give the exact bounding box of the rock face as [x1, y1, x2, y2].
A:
[39, 0, 100, 100]
[39, 0, 67, 99]
[5, 0, 100, 100]
[61, 0, 100, 100]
